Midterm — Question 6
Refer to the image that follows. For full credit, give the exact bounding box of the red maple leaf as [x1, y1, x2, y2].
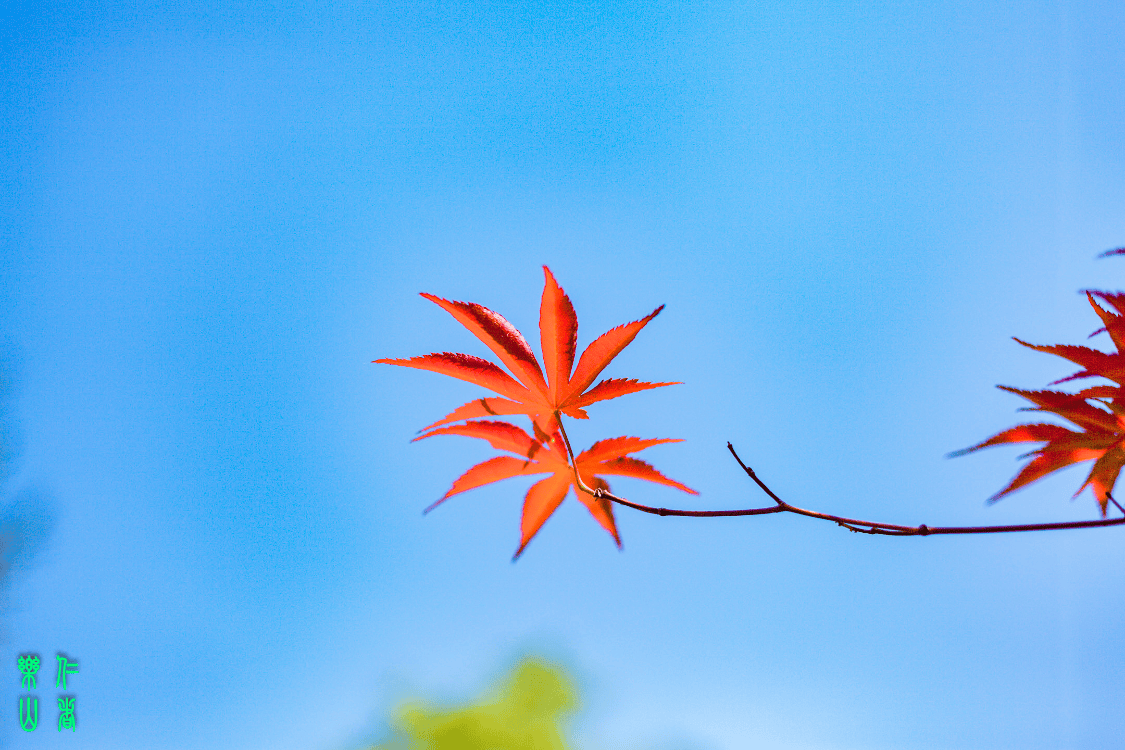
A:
[952, 292, 1125, 515]
[415, 420, 697, 558]
[374, 266, 676, 437]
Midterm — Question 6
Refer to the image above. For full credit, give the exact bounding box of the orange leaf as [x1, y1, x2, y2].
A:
[417, 421, 695, 558]
[568, 378, 681, 409]
[1075, 446, 1125, 514]
[948, 423, 1084, 457]
[567, 475, 620, 553]
[377, 266, 676, 433]
[424, 455, 546, 514]
[375, 353, 532, 403]
[576, 436, 685, 464]
[516, 474, 572, 559]
[997, 386, 1118, 433]
[566, 304, 666, 398]
[419, 293, 549, 397]
[415, 420, 545, 461]
[417, 397, 530, 433]
[594, 457, 699, 495]
[954, 297, 1125, 514]
[1012, 338, 1125, 386]
[1085, 293, 1125, 355]
[539, 266, 577, 404]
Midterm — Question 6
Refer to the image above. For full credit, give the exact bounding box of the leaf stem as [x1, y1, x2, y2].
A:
[555, 414, 603, 497]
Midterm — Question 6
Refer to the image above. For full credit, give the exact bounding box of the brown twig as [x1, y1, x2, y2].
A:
[555, 417, 784, 517]
[1110, 494, 1125, 518]
[568, 433, 1125, 535]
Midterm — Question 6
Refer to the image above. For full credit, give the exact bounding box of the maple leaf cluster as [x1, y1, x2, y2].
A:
[376, 267, 696, 558]
[953, 290, 1125, 516]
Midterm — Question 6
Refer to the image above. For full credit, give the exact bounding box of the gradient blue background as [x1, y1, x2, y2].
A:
[2, 1, 1124, 748]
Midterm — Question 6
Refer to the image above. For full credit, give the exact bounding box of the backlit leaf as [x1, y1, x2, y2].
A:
[376, 266, 677, 434]
[954, 293, 1125, 514]
[416, 421, 696, 558]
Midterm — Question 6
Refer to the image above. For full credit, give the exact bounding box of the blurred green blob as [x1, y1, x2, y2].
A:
[373, 657, 579, 750]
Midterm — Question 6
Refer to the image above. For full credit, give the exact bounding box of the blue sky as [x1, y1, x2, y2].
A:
[2, 1, 1124, 748]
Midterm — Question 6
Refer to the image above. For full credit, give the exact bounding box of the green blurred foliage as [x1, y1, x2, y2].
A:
[372, 656, 579, 750]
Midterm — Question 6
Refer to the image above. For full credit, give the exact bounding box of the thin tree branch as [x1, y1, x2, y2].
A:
[576, 437, 1125, 535]
[596, 491, 787, 518]
[555, 417, 784, 517]
[1110, 493, 1125, 518]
